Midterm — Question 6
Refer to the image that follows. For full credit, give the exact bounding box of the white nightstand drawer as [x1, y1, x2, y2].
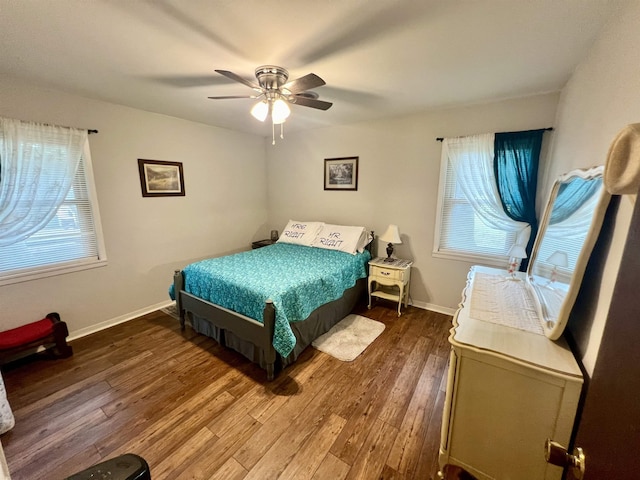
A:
[372, 266, 405, 282]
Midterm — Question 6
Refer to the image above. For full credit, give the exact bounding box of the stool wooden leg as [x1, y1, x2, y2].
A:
[48, 313, 73, 358]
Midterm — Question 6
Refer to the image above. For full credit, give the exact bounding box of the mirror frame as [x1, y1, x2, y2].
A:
[526, 166, 611, 340]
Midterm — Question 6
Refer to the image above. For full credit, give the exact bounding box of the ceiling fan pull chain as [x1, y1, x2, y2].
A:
[280, 123, 284, 140]
[272, 122, 276, 145]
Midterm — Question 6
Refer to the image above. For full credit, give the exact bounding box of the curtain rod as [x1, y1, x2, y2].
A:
[436, 127, 553, 142]
[4, 117, 99, 134]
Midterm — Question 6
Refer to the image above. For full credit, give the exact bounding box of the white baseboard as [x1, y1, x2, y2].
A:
[65, 298, 453, 343]
[410, 300, 456, 316]
[67, 300, 175, 342]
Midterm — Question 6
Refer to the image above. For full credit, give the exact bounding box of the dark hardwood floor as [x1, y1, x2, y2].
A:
[0, 301, 462, 480]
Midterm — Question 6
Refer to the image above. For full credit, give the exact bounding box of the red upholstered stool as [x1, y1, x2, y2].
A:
[0, 313, 72, 365]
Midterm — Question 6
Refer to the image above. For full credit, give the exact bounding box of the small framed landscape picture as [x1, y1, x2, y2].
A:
[138, 159, 185, 197]
[324, 156, 358, 191]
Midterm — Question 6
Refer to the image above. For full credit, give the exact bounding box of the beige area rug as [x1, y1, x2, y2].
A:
[312, 314, 385, 362]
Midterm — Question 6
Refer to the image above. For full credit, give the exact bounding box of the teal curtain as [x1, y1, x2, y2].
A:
[494, 129, 545, 270]
[550, 177, 602, 224]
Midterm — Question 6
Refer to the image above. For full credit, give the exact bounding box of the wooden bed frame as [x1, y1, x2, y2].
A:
[173, 233, 373, 381]
[173, 271, 278, 379]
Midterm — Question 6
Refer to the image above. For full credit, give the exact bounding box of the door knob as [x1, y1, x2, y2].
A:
[545, 439, 586, 479]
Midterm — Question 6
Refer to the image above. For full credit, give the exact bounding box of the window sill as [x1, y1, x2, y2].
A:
[0, 259, 108, 286]
[432, 249, 507, 269]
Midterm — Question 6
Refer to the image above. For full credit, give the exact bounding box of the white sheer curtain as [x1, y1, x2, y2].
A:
[443, 133, 531, 247]
[0, 117, 87, 246]
[536, 190, 601, 272]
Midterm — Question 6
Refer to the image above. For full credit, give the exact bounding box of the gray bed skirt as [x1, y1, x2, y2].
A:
[189, 277, 366, 371]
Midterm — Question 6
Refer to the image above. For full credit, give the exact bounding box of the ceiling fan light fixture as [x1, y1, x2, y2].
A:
[250, 100, 268, 122]
[271, 98, 291, 124]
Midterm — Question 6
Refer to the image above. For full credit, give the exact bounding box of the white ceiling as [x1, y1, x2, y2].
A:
[0, 0, 620, 137]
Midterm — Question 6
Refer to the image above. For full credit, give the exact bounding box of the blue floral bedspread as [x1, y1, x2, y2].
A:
[175, 243, 370, 357]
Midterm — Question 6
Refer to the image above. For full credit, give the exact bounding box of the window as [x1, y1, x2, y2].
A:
[434, 153, 517, 265]
[0, 141, 107, 285]
[433, 131, 544, 267]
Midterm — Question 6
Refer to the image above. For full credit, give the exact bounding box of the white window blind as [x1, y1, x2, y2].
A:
[436, 156, 517, 263]
[0, 141, 107, 284]
[532, 233, 583, 284]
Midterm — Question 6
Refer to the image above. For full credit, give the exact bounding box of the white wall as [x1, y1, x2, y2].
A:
[266, 94, 559, 312]
[0, 76, 267, 337]
[541, 1, 640, 376]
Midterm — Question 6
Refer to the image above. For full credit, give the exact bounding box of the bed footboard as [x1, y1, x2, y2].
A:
[173, 270, 278, 380]
[173, 270, 186, 329]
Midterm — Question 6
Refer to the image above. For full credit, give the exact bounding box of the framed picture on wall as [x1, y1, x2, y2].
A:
[324, 156, 359, 191]
[138, 159, 185, 197]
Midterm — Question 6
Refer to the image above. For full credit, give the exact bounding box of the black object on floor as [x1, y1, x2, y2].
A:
[65, 453, 150, 480]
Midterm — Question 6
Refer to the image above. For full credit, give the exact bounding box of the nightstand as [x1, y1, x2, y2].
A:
[251, 239, 276, 249]
[368, 257, 413, 316]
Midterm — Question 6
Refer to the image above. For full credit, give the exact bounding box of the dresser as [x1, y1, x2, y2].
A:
[438, 266, 583, 480]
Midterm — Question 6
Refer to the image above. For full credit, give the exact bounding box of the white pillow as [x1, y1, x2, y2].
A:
[311, 224, 366, 255]
[277, 220, 324, 246]
[357, 229, 373, 253]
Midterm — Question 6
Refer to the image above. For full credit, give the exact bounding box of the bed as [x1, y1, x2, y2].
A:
[171, 222, 373, 380]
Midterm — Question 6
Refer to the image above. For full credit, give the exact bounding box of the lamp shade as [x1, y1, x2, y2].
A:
[380, 224, 401, 244]
[271, 98, 291, 124]
[507, 244, 527, 259]
[547, 250, 568, 267]
[250, 101, 268, 122]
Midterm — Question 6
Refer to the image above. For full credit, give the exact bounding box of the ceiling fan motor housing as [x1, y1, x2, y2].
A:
[255, 65, 289, 91]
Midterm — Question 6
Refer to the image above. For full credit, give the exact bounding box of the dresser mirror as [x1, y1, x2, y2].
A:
[526, 166, 611, 340]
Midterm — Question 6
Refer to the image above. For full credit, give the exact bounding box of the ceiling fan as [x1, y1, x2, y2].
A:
[208, 65, 332, 143]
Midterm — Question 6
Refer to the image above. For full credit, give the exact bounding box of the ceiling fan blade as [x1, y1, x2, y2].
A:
[290, 95, 333, 110]
[281, 73, 326, 94]
[214, 69, 261, 90]
[207, 95, 259, 100]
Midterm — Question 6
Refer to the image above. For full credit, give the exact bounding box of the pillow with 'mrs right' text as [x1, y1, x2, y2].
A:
[276, 220, 324, 246]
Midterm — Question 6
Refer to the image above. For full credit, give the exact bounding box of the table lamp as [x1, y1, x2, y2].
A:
[380, 224, 401, 262]
[547, 250, 568, 286]
[506, 244, 527, 280]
